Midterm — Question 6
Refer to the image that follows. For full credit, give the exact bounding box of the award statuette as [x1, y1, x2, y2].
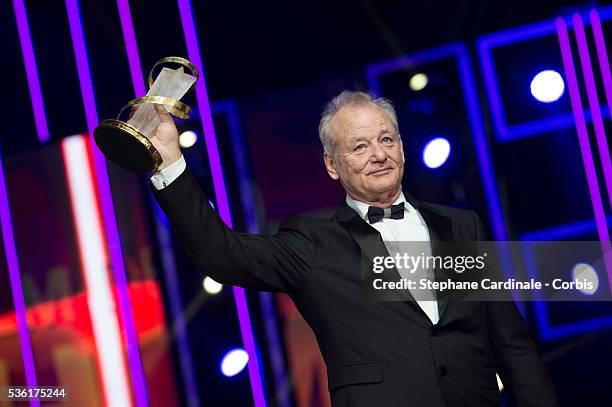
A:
[94, 57, 199, 173]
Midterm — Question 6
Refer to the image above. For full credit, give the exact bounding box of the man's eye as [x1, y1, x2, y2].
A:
[354, 144, 366, 151]
[382, 136, 393, 143]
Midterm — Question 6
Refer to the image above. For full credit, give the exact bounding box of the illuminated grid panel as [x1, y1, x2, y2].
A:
[477, 6, 612, 142]
[516, 14, 612, 342]
[476, 9, 612, 339]
[520, 217, 612, 340]
[476, 9, 612, 273]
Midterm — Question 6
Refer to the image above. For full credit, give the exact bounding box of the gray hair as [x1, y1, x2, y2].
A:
[318, 91, 399, 157]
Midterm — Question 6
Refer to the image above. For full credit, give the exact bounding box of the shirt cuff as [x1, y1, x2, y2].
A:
[150, 155, 186, 190]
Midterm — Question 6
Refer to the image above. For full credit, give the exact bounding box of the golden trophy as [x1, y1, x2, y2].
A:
[94, 57, 199, 173]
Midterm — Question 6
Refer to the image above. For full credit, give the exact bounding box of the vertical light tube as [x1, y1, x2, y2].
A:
[116, 0, 146, 97]
[176, 1, 267, 405]
[11, 0, 49, 142]
[115, 0, 201, 405]
[64, 0, 147, 405]
[61, 135, 132, 407]
[573, 13, 612, 219]
[556, 17, 612, 291]
[0, 156, 39, 407]
[455, 44, 508, 241]
[589, 8, 612, 210]
[8, 1, 46, 403]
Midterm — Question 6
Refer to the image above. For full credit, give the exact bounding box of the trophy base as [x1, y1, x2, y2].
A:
[94, 120, 163, 173]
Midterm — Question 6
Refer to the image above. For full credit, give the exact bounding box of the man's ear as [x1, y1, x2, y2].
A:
[399, 135, 405, 165]
[324, 153, 340, 180]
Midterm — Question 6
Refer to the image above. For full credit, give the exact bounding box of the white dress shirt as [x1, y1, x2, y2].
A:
[150, 155, 187, 190]
[346, 193, 439, 324]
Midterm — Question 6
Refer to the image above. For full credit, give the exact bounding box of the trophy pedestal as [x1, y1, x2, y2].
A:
[94, 119, 162, 173]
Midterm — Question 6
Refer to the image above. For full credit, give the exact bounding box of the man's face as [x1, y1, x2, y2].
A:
[324, 104, 404, 202]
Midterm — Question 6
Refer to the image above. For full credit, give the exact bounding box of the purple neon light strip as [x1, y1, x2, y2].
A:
[556, 17, 612, 291]
[590, 9, 612, 211]
[115, 1, 201, 405]
[8, 1, 43, 403]
[12, 0, 49, 143]
[64, 0, 149, 405]
[455, 44, 520, 308]
[218, 100, 286, 405]
[573, 13, 612, 221]
[176, 1, 266, 405]
[455, 44, 508, 241]
[0, 160, 39, 407]
[116, 0, 146, 97]
[478, 40, 511, 142]
[153, 205, 201, 407]
[176, 2, 231, 222]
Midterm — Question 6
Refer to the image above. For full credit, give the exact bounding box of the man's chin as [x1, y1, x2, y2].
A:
[366, 181, 401, 195]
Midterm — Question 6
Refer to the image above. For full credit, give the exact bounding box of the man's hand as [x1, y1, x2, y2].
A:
[130, 104, 182, 170]
[150, 104, 182, 170]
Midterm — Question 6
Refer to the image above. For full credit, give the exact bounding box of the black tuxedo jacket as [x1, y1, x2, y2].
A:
[151, 168, 559, 407]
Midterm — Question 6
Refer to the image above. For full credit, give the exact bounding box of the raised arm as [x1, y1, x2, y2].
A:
[146, 105, 316, 293]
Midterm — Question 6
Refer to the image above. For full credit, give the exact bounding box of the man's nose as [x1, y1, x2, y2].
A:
[370, 143, 388, 162]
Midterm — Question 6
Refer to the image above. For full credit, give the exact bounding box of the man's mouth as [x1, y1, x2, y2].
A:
[370, 168, 392, 176]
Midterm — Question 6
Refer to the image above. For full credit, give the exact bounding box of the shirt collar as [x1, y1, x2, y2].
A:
[345, 192, 409, 221]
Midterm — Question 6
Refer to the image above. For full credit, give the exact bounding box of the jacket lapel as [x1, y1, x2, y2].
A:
[334, 194, 456, 324]
[404, 193, 454, 322]
[335, 200, 431, 325]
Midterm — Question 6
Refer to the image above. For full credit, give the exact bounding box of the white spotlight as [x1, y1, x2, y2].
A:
[179, 130, 198, 148]
[571, 263, 598, 295]
[530, 70, 564, 103]
[409, 73, 429, 92]
[203, 276, 223, 295]
[422, 137, 451, 169]
[220, 348, 249, 377]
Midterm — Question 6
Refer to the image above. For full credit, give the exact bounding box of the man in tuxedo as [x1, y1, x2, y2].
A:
[148, 91, 559, 406]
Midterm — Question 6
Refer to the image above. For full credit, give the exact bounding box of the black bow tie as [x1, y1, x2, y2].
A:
[367, 202, 405, 224]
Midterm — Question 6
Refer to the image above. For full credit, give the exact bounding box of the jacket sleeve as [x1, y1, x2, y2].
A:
[151, 167, 316, 293]
[471, 211, 559, 407]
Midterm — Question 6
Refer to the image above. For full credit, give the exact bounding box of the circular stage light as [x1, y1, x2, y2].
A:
[220, 348, 249, 377]
[409, 73, 429, 91]
[179, 130, 198, 148]
[571, 263, 598, 295]
[422, 137, 451, 169]
[530, 70, 564, 103]
[203, 276, 223, 294]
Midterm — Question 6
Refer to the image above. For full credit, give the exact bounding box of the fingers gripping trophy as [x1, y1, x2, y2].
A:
[94, 57, 198, 173]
